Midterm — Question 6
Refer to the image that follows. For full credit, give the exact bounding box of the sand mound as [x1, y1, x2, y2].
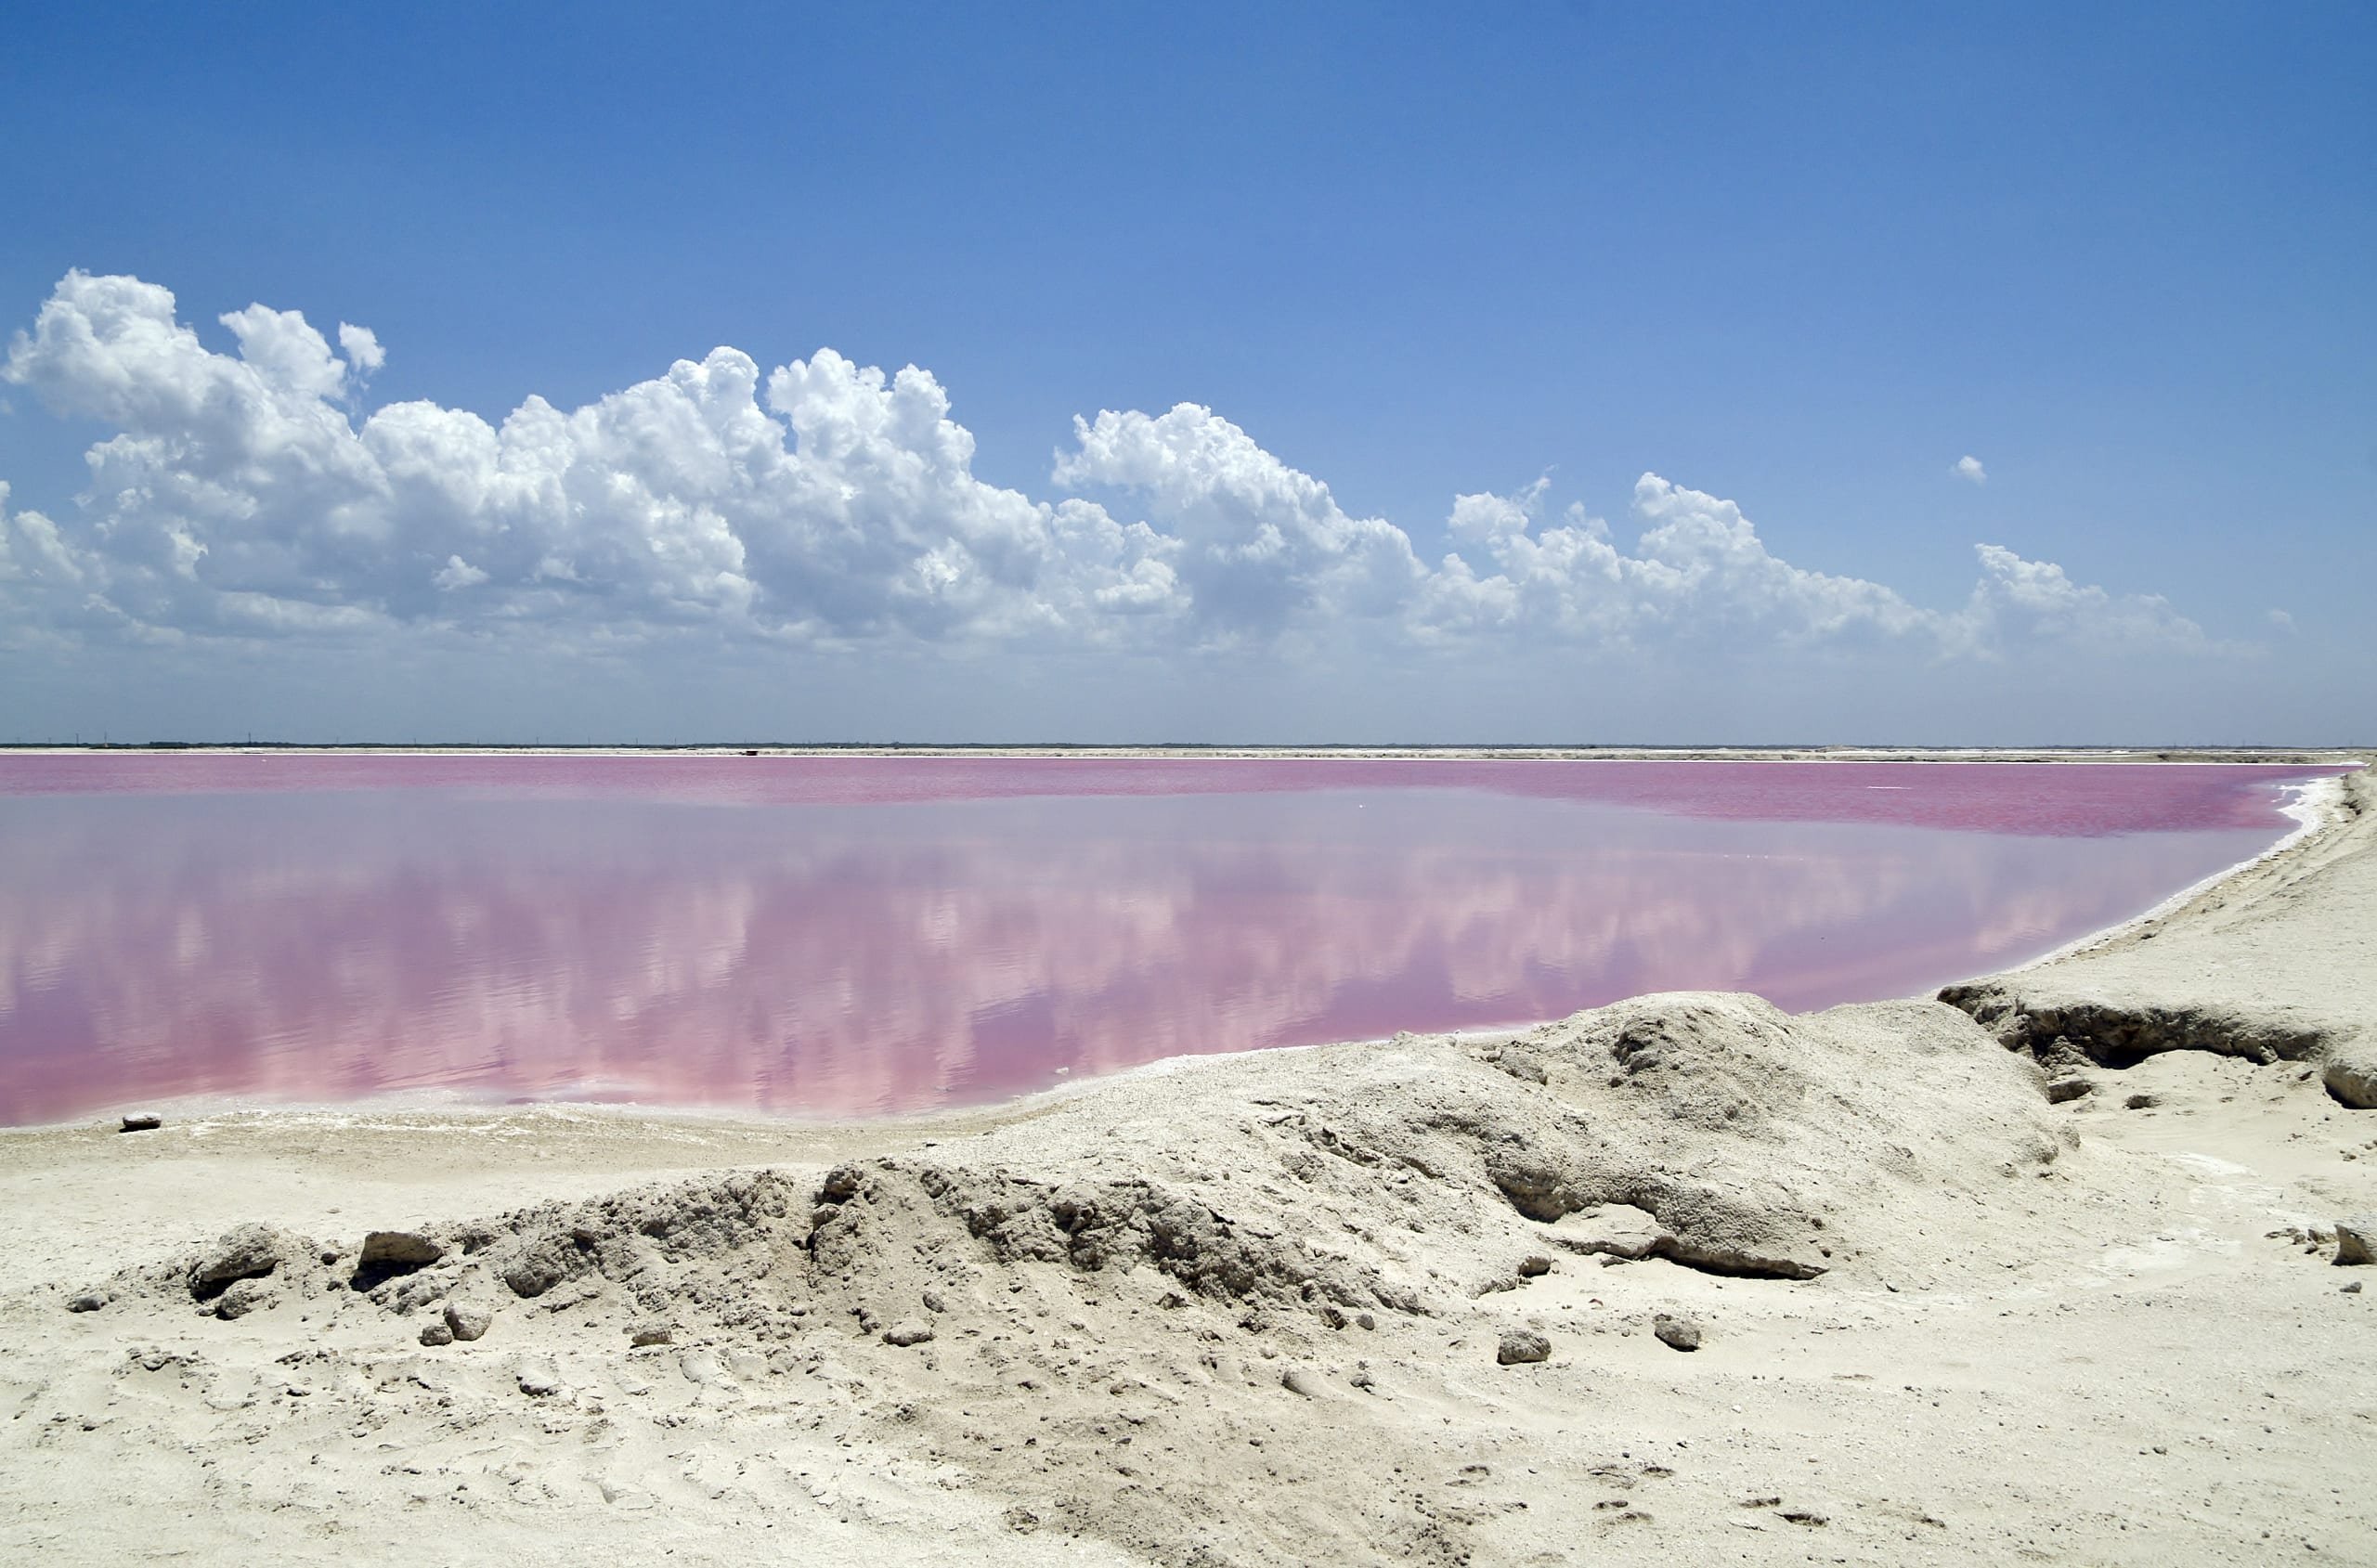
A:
[21, 991, 2089, 1566]
[95, 994, 2062, 1332]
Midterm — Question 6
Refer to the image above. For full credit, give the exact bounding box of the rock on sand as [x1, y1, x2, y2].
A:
[1497, 1329, 1551, 1365]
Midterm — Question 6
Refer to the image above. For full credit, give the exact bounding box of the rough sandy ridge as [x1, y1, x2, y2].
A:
[1943, 767, 2377, 1103]
[2, 758, 2372, 1565]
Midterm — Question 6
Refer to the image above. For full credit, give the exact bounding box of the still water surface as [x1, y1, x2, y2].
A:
[0, 755, 2335, 1122]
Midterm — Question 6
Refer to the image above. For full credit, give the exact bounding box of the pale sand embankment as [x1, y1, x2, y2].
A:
[2, 758, 2372, 1566]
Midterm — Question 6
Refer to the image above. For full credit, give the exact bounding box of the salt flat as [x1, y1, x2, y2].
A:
[1, 754, 2371, 1566]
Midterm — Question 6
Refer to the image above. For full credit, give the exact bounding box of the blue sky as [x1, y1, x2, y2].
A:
[1, 3, 2371, 743]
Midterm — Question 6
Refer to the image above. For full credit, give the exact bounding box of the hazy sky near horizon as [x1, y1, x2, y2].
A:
[2, 4, 2371, 744]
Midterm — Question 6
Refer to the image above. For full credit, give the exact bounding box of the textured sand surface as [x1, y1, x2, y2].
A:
[1945, 767, 2375, 1103]
[2, 758, 2371, 1565]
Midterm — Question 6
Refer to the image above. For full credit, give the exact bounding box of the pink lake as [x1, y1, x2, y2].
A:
[0, 755, 2344, 1124]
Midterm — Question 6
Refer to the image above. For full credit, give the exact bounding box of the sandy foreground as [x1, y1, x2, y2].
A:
[3, 759, 2372, 1566]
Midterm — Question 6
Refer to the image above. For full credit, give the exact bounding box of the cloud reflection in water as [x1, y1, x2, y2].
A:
[0, 771, 2298, 1124]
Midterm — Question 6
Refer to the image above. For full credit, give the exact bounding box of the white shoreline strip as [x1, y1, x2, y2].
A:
[0, 746, 2351, 767]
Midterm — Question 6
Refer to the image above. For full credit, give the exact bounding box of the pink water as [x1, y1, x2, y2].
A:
[0, 755, 2341, 1124]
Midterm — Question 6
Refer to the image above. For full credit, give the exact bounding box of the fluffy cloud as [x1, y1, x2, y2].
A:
[1, 271, 1184, 647]
[335, 323, 384, 378]
[1958, 543, 2203, 653]
[1954, 455, 1987, 485]
[0, 271, 2207, 667]
[0, 480, 88, 641]
[1053, 404, 1421, 635]
[1417, 475, 1935, 651]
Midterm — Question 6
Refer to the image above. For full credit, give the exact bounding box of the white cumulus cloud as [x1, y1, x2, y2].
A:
[1953, 455, 1987, 485]
[1, 270, 1184, 647]
[1956, 544, 2202, 654]
[1411, 475, 1933, 650]
[1054, 403, 1421, 635]
[0, 271, 2213, 672]
[336, 322, 385, 377]
[432, 555, 488, 591]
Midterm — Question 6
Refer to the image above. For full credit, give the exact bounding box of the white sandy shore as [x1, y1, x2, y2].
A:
[0, 742, 2356, 762]
[1, 752, 2371, 1565]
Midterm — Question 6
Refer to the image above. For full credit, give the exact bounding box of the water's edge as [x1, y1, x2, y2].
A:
[9, 759, 2358, 1137]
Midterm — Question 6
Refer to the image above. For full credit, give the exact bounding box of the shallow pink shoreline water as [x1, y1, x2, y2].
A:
[0, 757, 2340, 1124]
[0, 753, 2338, 835]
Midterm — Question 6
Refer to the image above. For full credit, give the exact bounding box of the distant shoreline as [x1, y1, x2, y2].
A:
[0, 741, 2362, 764]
